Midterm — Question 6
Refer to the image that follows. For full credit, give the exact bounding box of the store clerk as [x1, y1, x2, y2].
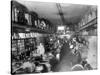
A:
[36, 43, 45, 56]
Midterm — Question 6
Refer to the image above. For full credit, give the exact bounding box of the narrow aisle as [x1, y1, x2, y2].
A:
[54, 41, 81, 72]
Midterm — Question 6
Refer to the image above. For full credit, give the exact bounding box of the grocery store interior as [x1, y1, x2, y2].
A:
[11, 0, 97, 74]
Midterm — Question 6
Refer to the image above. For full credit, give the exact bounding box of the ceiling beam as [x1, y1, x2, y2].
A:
[56, 3, 66, 25]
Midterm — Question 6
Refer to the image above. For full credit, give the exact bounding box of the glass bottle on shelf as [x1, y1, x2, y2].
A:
[25, 13, 32, 26]
[17, 10, 28, 25]
[88, 11, 92, 22]
[11, 1, 14, 22]
[14, 8, 19, 22]
[30, 11, 38, 28]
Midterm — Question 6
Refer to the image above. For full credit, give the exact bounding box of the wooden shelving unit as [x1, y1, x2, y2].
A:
[77, 17, 97, 32]
[12, 22, 54, 34]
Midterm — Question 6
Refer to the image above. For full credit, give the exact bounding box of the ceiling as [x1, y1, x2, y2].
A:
[14, 0, 92, 26]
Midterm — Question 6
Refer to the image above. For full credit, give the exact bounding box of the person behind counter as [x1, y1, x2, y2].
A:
[36, 43, 45, 56]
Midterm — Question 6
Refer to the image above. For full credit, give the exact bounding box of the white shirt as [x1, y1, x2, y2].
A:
[37, 43, 45, 55]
